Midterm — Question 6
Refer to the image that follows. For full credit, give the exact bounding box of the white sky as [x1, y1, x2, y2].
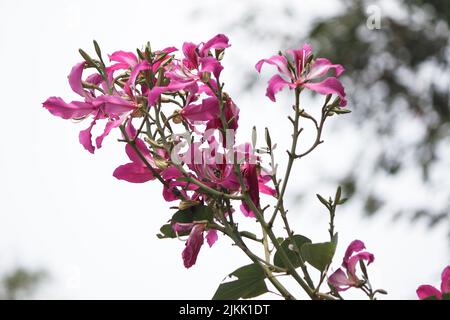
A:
[0, 0, 448, 299]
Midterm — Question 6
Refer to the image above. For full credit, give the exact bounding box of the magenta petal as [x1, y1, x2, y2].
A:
[303, 77, 347, 106]
[95, 115, 127, 149]
[68, 62, 87, 97]
[112, 163, 154, 183]
[128, 60, 151, 89]
[200, 56, 223, 78]
[417, 285, 442, 300]
[108, 50, 138, 68]
[240, 203, 255, 218]
[79, 119, 97, 154]
[93, 95, 135, 115]
[346, 252, 375, 279]
[200, 34, 230, 56]
[182, 97, 220, 122]
[328, 268, 354, 292]
[265, 74, 292, 102]
[287, 44, 313, 75]
[182, 42, 199, 69]
[182, 224, 205, 268]
[343, 240, 366, 267]
[440, 266, 450, 293]
[308, 58, 345, 79]
[125, 139, 151, 165]
[206, 229, 218, 247]
[43, 97, 95, 120]
[255, 55, 291, 79]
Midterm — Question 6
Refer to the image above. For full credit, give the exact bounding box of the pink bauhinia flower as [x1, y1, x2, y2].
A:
[255, 44, 346, 105]
[42, 61, 136, 153]
[417, 266, 450, 300]
[328, 240, 375, 291]
[148, 34, 230, 107]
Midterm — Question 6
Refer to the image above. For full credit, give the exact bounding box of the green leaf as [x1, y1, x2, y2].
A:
[273, 235, 311, 269]
[156, 224, 176, 239]
[301, 234, 338, 272]
[212, 264, 268, 300]
[442, 293, 450, 300]
[171, 205, 214, 224]
[316, 194, 331, 210]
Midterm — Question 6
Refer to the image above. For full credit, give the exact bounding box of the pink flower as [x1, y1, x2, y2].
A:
[255, 44, 346, 105]
[173, 222, 218, 268]
[328, 240, 375, 291]
[417, 266, 450, 300]
[43, 61, 136, 153]
[148, 34, 230, 106]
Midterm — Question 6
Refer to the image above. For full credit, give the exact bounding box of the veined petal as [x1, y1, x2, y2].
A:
[417, 285, 442, 300]
[346, 251, 375, 280]
[128, 60, 152, 89]
[206, 229, 218, 247]
[79, 119, 97, 154]
[113, 163, 154, 183]
[440, 266, 450, 293]
[303, 77, 347, 106]
[255, 55, 291, 79]
[287, 43, 313, 75]
[343, 240, 366, 267]
[200, 34, 230, 56]
[240, 203, 255, 218]
[200, 56, 223, 78]
[328, 268, 355, 291]
[95, 113, 129, 149]
[108, 50, 138, 68]
[43, 97, 95, 119]
[125, 139, 152, 164]
[307, 58, 345, 80]
[265, 74, 293, 102]
[181, 97, 220, 122]
[182, 224, 205, 268]
[182, 42, 199, 69]
[148, 81, 198, 106]
[93, 95, 135, 115]
[69, 62, 87, 97]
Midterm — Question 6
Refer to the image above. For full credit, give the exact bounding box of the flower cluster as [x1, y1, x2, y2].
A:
[43, 35, 283, 268]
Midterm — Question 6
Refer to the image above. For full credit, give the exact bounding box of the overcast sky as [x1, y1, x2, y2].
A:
[0, 0, 447, 299]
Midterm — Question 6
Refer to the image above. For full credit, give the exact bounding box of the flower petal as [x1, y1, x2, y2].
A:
[265, 74, 293, 102]
[287, 44, 313, 75]
[346, 251, 375, 280]
[343, 240, 366, 267]
[440, 266, 450, 294]
[113, 162, 154, 183]
[328, 268, 355, 291]
[43, 97, 95, 119]
[255, 55, 291, 79]
[417, 285, 442, 300]
[108, 50, 138, 69]
[206, 229, 218, 247]
[69, 62, 87, 97]
[200, 34, 230, 56]
[93, 95, 135, 115]
[181, 97, 220, 122]
[200, 56, 223, 78]
[182, 224, 205, 268]
[307, 58, 345, 79]
[79, 119, 97, 154]
[303, 77, 347, 106]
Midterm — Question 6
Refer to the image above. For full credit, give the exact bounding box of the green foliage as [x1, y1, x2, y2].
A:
[301, 234, 338, 272]
[212, 264, 268, 300]
[273, 235, 311, 269]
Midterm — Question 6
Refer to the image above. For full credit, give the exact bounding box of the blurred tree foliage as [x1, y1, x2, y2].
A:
[224, 0, 450, 229]
[0, 268, 46, 300]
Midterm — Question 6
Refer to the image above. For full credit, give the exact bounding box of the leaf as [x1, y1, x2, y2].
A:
[171, 205, 214, 224]
[273, 235, 311, 269]
[301, 234, 338, 272]
[156, 224, 176, 239]
[442, 293, 450, 300]
[316, 194, 331, 210]
[212, 264, 268, 300]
